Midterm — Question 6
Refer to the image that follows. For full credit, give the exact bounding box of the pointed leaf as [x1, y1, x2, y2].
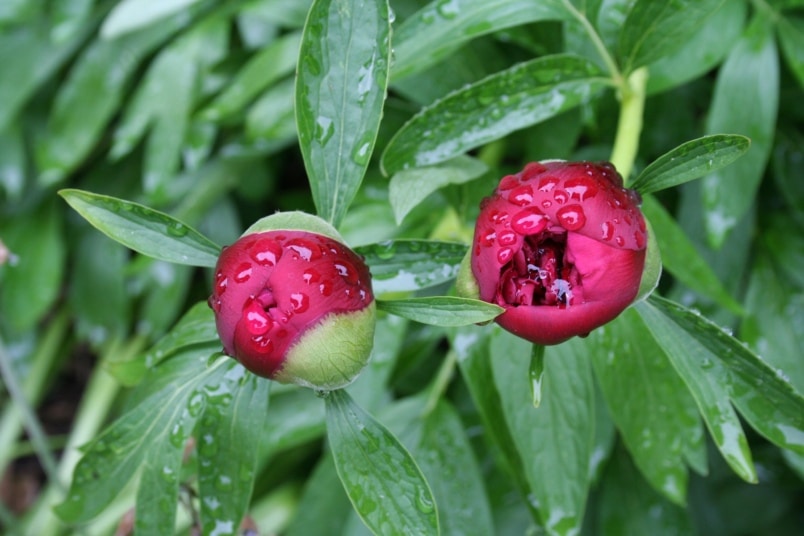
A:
[381, 54, 607, 175]
[325, 389, 439, 535]
[356, 240, 468, 293]
[101, 0, 203, 38]
[377, 296, 503, 326]
[631, 135, 751, 195]
[59, 189, 220, 267]
[295, 0, 392, 227]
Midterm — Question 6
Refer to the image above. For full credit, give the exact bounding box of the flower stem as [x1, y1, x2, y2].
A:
[423, 349, 457, 415]
[610, 67, 649, 184]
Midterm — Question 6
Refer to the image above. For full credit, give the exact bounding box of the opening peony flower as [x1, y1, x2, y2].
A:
[464, 161, 648, 345]
[208, 213, 375, 390]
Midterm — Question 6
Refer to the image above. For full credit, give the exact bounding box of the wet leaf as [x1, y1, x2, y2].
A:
[618, 0, 727, 72]
[392, 0, 569, 80]
[381, 54, 607, 175]
[701, 15, 778, 247]
[325, 389, 439, 535]
[632, 135, 751, 195]
[296, 0, 392, 228]
[377, 296, 503, 326]
[356, 240, 468, 293]
[490, 329, 596, 536]
[777, 15, 804, 88]
[59, 189, 220, 267]
[101, 0, 203, 38]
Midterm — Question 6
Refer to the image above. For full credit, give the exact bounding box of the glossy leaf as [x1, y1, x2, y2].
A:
[325, 389, 439, 535]
[618, 0, 727, 72]
[381, 54, 607, 175]
[356, 240, 468, 294]
[54, 346, 224, 523]
[377, 296, 503, 326]
[389, 155, 487, 224]
[647, 295, 804, 455]
[635, 299, 757, 482]
[490, 329, 596, 536]
[295, 0, 392, 228]
[702, 15, 779, 247]
[245, 78, 297, 147]
[589, 308, 702, 505]
[631, 135, 751, 195]
[198, 367, 271, 536]
[285, 455, 352, 536]
[641, 196, 742, 314]
[391, 0, 569, 80]
[59, 189, 220, 267]
[101, 0, 202, 38]
[777, 15, 804, 88]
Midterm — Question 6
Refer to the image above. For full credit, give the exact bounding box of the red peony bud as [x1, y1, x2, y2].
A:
[464, 161, 648, 345]
[209, 213, 375, 390]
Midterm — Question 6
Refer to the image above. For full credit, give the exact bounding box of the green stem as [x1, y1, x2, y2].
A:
[610, 67, 649, 183]
[562, 0, 622, 83]
[423, 350, 457, 415]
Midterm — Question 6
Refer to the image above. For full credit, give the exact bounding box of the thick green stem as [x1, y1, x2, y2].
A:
[610, 67, 649, 184]
[423, 350, 457, 415]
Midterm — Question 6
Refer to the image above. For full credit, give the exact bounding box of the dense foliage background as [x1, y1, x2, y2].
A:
[1, 0, 803, 534]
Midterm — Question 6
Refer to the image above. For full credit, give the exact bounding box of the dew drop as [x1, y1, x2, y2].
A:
[166, 222, 189, 237]
[556, 205, 586, 231]
[615, 235, 625, 247]
[498, 230, 517, 246]
[511, 207, 548, 235]
[497, 247, 514, 264]
[315, 115, 334, 144]
[287, 238, 322, 261]
[302, 267, 321, 284]
[537, 176, 559, 192]
[215, 270, 228, 295]
[251, 335, 274, 354]
[290, 293, 309, 313]
[553, 190, 568, 204]
[522, 162, 548, 179]
[319, 280, 333, 296]
[601, 221, 614, 241]
[509, 185, 534, 206]
[564, 177, 599, 201]
[242, 300, 272, 335]
[479, 228, 496, 247]
[250, 238, 283, 267]
[234, 262, 252, 283]
[634, 230, 646, 249]
[487, 209, 510, 225]
[498, 175, 519, 191]
[335, 261, 359, 285]
[541, 199, 553, 210]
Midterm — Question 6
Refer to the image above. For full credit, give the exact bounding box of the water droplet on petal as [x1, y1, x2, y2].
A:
[522, 162, 548, 179]
[556, 205, 586, 231]
[564, 177, 599, 201]
[319, 280, 333, 296]
[250, 238, 283, 267]
[334, 261, 359, 285]
[511, 208, 548, 235]
[537, 176, 559, 192]
[215, 270, 228, 295]
[615, 235, 625, 247]
[634, 231, 646, 249]
[601, 221, 614, 241]
[242, 299, 272, 335]
[287, 238, 322, 261]
[302, 268, 321, 284]
[498, 175, 519, 191]
[553, 190, 568, 204]
[509, 185, 534, 206]
[479, 228, 496, 247]
[234, 262, 252, 283]
[498, 230, 517, 246]
[497, 247, 514, 264]
[290, 293, 309, 313]
[541, 200, 553, 210]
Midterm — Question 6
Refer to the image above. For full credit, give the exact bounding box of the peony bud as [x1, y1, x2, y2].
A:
[208, 212, 375, 390]
[461, 161, 648, 345]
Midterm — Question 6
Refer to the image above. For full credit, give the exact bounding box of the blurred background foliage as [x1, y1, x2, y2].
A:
[0, 0, 803, 534]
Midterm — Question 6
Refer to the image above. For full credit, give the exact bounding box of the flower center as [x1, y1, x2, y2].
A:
[497, 230, 581, 308]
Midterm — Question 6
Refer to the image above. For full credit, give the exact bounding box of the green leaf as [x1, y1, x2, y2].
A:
[285, 454, 352, 536]
[391, 0, 569, 80]
[777, 15, 804, 88]
[198, 367, 271, 536]
[632, 135, 751, 195]
[0, 200, 66, 334]
[356, 240, 468, 294]
[202, 31, 301, 121]
[641, 196, 742, 314]
[0, 124, 25, 200]
[295, 0, 392, 228]
[59, 189, 220, 268]
[647, 295, 804, 455]
[380, 54, 608, 175]
[325, 389, 439, 536]
[490, 329, 596, 535]
[142, 301, 219, 369]
[618, 0, 727, 72]
[702, 15, 779, 247]
[101, 0, 203, 38]
[377, 296, 503, 326]
[635, 299, 757, 482]
[389, 156, 487, 224]
[589, 309, 702, 505]
[245, 78, 297, 148]
[54, 346, 224, 523]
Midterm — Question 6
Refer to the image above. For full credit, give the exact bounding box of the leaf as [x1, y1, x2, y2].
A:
[142, 301, 219, 369]
[325, 389, 439, 535]
[285, 455, 352, 536]
[380, 54, 608, 175]
[101, 0, 203, 38]
[295, 0, 392, 228]
[589, 309, 702, 505]
[641, 196, 743, 314]
[490, 329, 596, 536]
[631, 135, 751, 195]
[356, 240, 468, 294]
[377, 296, 503, 326]
[618, 0, 727, 72]
[54, 346, 224, 523]
[646, 295, 804, 455]
[59, 189, 221, 268]
[391, 0, 569, 80]
[389, 156, 487, 224]
[701, 15, 779, 247]
[197, 367, 271, 536]
[777, 15, 804, 88]
[635, 299, 757, 482]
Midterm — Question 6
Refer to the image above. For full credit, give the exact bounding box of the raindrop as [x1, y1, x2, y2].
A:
[436, 0, 460, 18]
[498, 175, 519, 191]
[614, 236, 625, 247]
[352, 140, 372, 166]
[511, 207, 547, 235]
[335, 261, 359, 284]
[242, 300, 272, 335]
[250, 238, 282, 266]
[215, 271, 228, 295]
[479, 229, 496, 247]
[290, 293, 310, 313]
[565, 177, 599, 201]
[556, 205, 586, 231]
[634, 230, 646, 249]
[319, 280, 333, 296]
[498, 230, 517, 246]
[233, 262, 252, 283]
[538, 176, 560, 192]
[509, 184, 534, 206]
[166, 222, 189, 237]
[315, 115, 335, 144]
[601, 221, 614, 241]
[302, 267, 321, 284]
[497, 247, 514, 264]
[553, 190, 568, 204]
[416, 489, 435, 513]
[251, 335, 274, 354]
[541, 200, 553, 210]
[287, 238, 322, 261]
